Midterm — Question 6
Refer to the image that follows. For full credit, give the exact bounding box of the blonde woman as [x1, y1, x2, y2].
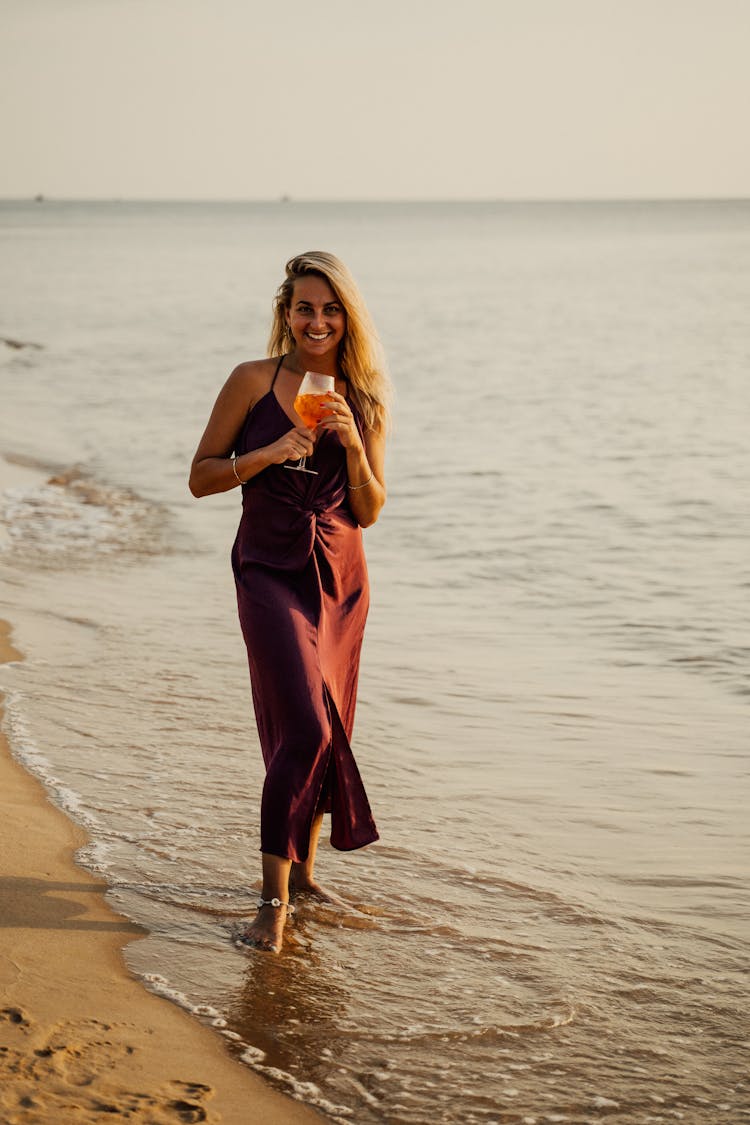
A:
[190, 252, 390, 953]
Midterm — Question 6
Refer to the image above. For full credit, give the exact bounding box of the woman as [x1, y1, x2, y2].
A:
[189, 251, 390, 953]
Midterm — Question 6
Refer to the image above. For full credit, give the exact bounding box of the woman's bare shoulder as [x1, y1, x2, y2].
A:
[225, 357, 281, 408]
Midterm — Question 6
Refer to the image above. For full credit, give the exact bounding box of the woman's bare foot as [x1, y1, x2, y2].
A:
[289, 870, 349, 908]
[236, 902, 292, 954]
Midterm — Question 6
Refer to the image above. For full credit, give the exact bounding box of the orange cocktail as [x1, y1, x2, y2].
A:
[293, 392, 333, 430]
[284, 371, 335, 474]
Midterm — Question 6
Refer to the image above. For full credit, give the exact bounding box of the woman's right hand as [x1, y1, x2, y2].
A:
[190, 362, 317, 497]
[265, 426, 315, 465]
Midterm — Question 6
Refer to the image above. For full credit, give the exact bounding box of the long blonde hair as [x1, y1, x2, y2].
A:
[268, 251, 392, 433]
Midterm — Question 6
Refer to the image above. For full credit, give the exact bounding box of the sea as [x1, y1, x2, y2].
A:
[0, 199, 748, 1125]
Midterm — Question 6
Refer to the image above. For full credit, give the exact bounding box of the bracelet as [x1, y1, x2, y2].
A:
[348, 470, 374, 491]
[231, 455, 243, 485]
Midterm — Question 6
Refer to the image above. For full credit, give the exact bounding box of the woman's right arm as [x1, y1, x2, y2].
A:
[188, 364, 314, 498]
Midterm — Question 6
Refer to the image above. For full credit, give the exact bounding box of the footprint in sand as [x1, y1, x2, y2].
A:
[0, 1015, 218, 1124]
[0, 1007, 31, 1029]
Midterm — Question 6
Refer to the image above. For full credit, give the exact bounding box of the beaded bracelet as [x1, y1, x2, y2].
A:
[348, 470, 374, 491]
[231, 455, 243, 485]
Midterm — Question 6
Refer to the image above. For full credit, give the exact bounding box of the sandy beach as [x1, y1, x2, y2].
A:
[0, 617, 321, 1124]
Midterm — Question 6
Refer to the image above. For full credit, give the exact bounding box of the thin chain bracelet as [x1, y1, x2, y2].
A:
[348, 470, 374, 491]
[231, 455, 243, 485]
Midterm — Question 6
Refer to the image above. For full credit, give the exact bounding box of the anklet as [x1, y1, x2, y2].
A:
[257, 897, 295, 914]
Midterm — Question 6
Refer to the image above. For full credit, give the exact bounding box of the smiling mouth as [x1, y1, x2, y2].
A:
[306, 331, 331, 341]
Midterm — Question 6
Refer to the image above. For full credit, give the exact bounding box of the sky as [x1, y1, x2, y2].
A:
[1, 0, 749, 201]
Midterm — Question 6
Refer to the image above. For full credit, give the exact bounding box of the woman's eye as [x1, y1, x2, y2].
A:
[325, 305, 341, 314]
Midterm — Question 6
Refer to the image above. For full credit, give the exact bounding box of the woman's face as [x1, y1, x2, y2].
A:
[286, 274, 346, 357]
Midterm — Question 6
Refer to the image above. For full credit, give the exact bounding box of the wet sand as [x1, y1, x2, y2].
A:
[0, 618, 321, 1125]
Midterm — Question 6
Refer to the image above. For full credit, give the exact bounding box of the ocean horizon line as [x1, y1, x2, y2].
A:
[1, 194, 749, 207]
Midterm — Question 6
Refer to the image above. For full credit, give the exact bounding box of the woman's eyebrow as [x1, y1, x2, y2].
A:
[294, 299, 341, 309]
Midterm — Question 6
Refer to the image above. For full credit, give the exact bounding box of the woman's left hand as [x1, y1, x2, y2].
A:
[318, 391, 362, 451]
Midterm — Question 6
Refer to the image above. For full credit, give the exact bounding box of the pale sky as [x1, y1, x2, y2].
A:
[1, 0, 749, 200]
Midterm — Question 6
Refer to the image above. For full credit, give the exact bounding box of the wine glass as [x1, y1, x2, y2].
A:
[284, 371, 335, 475]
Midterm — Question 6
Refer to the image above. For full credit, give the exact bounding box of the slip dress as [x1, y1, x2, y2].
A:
[231, 356, 379, 862]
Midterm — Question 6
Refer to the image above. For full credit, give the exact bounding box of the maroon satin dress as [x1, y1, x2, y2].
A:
[231, 357, 379, 863]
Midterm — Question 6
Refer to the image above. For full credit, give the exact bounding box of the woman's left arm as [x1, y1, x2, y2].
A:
[319, 392, 386, 528]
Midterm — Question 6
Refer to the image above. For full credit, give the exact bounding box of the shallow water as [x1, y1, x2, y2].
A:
[1, 200, 749, 1123]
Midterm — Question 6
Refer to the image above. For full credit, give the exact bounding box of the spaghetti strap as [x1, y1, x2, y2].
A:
[270, 355, 284, 390]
